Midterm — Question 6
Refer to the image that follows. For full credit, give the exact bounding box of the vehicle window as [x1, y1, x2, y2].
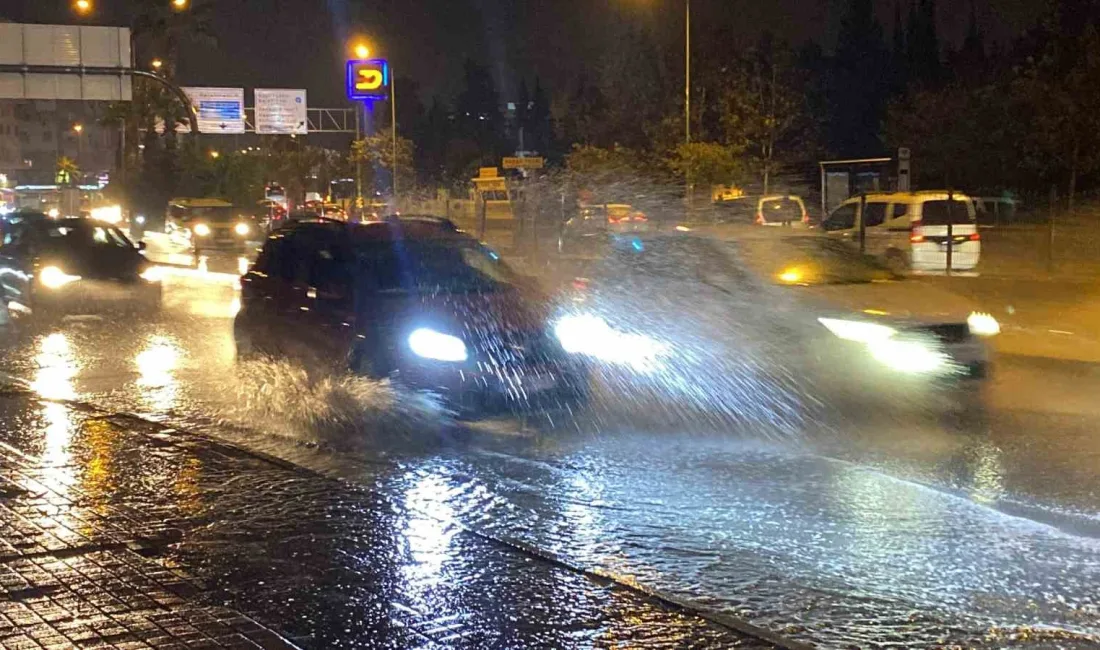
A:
[92, 226, 132, 248]
[890, 203, 909, 221]
[760, 198, 804, 223]
[352, 240, 518, 294]
[863, 203, 888, 228]
[919, 200, 974, 225]
[713, 199, 757, 223]
[822, 204, 857, 231]
[606, 236, 748, 286]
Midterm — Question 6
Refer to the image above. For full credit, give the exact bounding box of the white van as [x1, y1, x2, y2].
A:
[820, 191, 980, 272]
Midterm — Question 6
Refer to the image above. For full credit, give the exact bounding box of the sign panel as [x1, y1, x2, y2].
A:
[0, 24, 132, 100]
[254, 89, 307, 135]
[502, 156, 544, 170]
[183, 87, 246, 134]
[346, 59, 389, 101]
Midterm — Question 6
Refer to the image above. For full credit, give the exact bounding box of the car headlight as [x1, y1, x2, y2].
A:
[968, 312, 1000, 337]
[192, 223, 211, 237]
[90, 205, 122, 224]
[408, 328, 468, 362]
[867, 338, 948, 374]
[554, 313, 668, 373]
[139, 266, 165, 283]
[234, 222, 250, 236]
[135, 215, 146, 225]
[818, 317, 897, 343]
[39, 265, 81, 289]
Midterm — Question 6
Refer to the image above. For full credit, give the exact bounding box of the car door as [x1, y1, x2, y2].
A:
[0, 222, 32, 306]
[297, 233, 356, 368]
[861, 201, 890, 257]
[821, 201, 859, 243]
[882, 202, 912, 260]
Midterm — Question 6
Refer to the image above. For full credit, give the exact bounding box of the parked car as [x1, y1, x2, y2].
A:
[711, 195, 811, 227]
[558, 203, 649, 255]
[235, 216, 589, 418]
[820, 191, 980, 273]
[0, 212, 161, 316]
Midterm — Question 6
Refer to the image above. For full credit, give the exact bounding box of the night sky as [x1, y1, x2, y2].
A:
[3, 0, 1044, 106]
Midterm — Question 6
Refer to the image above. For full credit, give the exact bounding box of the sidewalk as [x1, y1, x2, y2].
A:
[0, 383, 783, 649]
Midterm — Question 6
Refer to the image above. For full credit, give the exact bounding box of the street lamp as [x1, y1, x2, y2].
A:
[73, 0, 92, 15]
[171, 0, 188, 9]
[354, 44, 370, 59]
[209, 150, 219, 159]
[72, 124, 83, 134]
[151, 58, 164, 71]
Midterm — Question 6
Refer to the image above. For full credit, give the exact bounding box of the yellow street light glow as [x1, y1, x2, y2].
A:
[151, 58, 164, 70]
[354, 44, 371, 59]
[72, 124, 83, 133]
[209, 150, 219, 159]
[777, 268, 804, 284]
[74, 0, 92, 14]
[171, 0, 188, 9]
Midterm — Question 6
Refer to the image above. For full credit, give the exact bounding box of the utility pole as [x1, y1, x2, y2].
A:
[391, 67, 398, 208]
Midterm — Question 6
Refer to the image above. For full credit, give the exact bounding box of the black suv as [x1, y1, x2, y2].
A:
[234, 217, 589, 417]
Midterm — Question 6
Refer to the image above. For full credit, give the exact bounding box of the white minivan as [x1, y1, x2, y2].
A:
[820, 191, 980, 272]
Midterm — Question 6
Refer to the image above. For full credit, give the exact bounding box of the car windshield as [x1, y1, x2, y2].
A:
[737, 236, 901, 285]
[351, 240, 516, 293]
[919, 199, 975, 225]
[760, 198, 804, 222]
[176, 206, 237, 222]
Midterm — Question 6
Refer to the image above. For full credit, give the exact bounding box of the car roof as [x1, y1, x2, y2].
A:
[278, 215, 466, 244]
[849, 190, 975, 203]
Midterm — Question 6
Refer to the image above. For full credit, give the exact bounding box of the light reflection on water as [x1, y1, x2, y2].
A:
[135, 334, 183, 412]
[31, 332, 77, 400]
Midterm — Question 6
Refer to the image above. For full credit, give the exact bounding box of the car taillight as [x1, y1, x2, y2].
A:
[755, 212, 764, 225]
[632, 212, 647, 222]
[801, 209, 809, 223]
[572, 278, 589, 292]
[910, 221, 924, 243]
[969, 232, 981, 241]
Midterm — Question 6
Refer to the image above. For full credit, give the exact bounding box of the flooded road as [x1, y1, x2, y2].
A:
[2, 248, 1099, 648]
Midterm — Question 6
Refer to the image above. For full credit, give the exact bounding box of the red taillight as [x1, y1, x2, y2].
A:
[801, 210, 809, 223]
[910, 220, 924, 243]
[572, 278, 589, 292]
[755, 212, 764, 225]
[632, 211, 648, 222]
[969, 232, 981, 241]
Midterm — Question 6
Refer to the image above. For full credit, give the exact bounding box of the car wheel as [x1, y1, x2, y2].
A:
[884, 249, 909, 275]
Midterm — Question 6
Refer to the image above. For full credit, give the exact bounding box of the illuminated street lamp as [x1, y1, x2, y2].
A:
[209, 150, 220, 159]
[72, 124, 83, 134]
[151, 58, 164, 71]
[171, 0, 188, 9]
[354, 44, 371, 59]
[73, 0, 92, 15]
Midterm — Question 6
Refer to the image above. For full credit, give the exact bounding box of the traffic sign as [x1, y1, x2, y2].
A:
[346, 59, 389, 101]
[254, 89, 307, 135]
[502, 156, 544, 170]
[182, 87, 245, 134]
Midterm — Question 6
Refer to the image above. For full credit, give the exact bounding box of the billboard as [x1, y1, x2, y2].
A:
[182, 87, 246, 134]
[346, 59, 389, 101]
[0, 24, 132, 100]
[254, 89, 308, 135]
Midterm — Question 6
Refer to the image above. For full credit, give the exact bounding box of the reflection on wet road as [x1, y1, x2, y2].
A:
[2, 251, 1100, 647]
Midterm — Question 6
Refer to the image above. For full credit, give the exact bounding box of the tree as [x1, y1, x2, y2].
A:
[351, 134, 416, 196]
[667, 142, 744, 189]
[1014, 23, 1100, 213]
[720, 37, 815, 195]
[829, 0, 890, 156]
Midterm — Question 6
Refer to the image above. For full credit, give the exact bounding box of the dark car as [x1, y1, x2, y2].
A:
[234, 216, 589, 418]
[558, 203, 650, 256]
[0, 213, 162, 316]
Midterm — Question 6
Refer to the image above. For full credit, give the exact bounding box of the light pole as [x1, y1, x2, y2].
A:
[684, 0, 691, 146]
[72, 123, 84, 172]
[390, 68, 398, 208]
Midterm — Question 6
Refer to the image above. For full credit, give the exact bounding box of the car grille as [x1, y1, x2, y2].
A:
[909, 323, 971, 344]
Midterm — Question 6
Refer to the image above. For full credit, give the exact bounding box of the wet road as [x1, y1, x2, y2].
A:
[2, 247, 1100, 648]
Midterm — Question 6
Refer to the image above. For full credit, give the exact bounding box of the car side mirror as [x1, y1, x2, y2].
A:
[138, 241, 147, 251]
